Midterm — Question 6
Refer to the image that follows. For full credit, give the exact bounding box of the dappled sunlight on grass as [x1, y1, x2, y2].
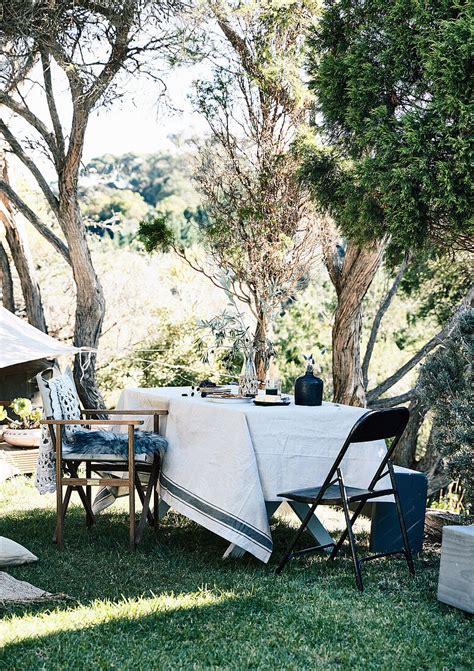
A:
[0, 588, 233, 646]
[0, 478, 472, 669]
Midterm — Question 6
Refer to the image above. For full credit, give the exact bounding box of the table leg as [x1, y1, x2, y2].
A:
[288, 501, 335, 553]
[222, 502, 281, 559]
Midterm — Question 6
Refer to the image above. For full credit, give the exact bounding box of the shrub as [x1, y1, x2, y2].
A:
[417, 310, 474, 508]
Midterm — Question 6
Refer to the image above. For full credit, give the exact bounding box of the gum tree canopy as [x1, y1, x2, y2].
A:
[304, 0, 473, 253]
[0, 0, 183, 405]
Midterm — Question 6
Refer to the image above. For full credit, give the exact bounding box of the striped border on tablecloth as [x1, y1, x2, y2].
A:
[160, 472, 273, 554]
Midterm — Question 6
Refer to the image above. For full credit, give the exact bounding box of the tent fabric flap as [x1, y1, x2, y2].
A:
[0, 307, 92, 369]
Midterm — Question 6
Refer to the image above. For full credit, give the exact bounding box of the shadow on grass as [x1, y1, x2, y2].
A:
[2, 505, 471, 670]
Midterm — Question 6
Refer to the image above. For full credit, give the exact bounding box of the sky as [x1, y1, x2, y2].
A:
[2, 60, 212, 184]
[82, 64, 210, 161]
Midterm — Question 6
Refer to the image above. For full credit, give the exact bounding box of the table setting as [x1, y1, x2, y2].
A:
[115, 356, 389, 562]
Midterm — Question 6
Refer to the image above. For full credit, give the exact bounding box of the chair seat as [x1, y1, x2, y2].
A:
[278, 484, 394, 505]
[63, 451, 153, 463]
[62, 428, 167, 465]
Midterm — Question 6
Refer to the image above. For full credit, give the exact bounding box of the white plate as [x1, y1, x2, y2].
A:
[206, 396, 254, 404]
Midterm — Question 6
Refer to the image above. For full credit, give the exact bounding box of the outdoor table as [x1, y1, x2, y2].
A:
[116, 387, 388, 562]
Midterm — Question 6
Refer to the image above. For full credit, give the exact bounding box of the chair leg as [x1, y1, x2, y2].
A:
[329, 500, 365, 561]
[153, 487, 159, 532]
[388, 462, 415, 577]
[68, 462, 95, 527]
[55, 426, 64, 549]
[275, 502, 318, 574]
[337, 470, 364, 592]
[86, 463, 93, 528]
[53, 486, 73, 543]
[135, 457, 160, 545]
[135, 472, 155, 527]
[53, 481, 65, 550]
[128, 427, 136, 550]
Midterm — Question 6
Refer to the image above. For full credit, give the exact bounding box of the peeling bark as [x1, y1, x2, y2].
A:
[0, 243, 15, 312]
[0, 150, 47, 331]
[58, 181, 106, 408]
[324, 235, 385, 406]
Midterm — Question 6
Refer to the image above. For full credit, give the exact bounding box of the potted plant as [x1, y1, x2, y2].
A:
[1, 398, 42, 448]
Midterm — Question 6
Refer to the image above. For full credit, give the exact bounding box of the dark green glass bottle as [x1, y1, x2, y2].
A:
[294, 354, 323, 406]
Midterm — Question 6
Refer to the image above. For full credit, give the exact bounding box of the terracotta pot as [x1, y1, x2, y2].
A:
[3, 428, 41, 448]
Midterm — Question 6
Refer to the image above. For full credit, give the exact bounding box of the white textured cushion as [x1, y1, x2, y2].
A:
[0, 537, 38, 567]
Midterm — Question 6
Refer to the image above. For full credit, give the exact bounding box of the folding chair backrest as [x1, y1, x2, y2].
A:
[318, 407, 410, 493]
[37, 367, 82, 445]
[348, 408, 409, 444]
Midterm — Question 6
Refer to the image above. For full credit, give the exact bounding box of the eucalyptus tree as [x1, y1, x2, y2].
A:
[0, 0, 185, 405]
[140, 0, 321, 378]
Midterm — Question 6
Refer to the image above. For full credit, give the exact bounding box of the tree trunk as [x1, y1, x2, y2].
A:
[3, 217, 48, 332]
[392, 395, 428, 468]
[254, 309, 271, 380]
[325, 238, 385, 406]
[0, 150, 47, 331]
[0, 243, 15, 311]
[58, 190, 106, 408]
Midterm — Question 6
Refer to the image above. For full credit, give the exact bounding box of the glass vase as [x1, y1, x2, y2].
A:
[239, 352, 258, 396]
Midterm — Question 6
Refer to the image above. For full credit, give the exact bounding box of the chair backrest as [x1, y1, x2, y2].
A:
[319, 407, 409, 493]
[37, 367, 82, 444]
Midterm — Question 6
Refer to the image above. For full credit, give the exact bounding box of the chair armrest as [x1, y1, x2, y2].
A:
[41, 419, 144, 426]
[81, 409, 168, 416]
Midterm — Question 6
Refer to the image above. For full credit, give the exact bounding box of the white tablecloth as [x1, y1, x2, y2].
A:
[117, 387, 388, 563]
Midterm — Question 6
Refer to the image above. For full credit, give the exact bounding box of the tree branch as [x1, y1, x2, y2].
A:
[362, 255, 409, 387]
[0, 92, 59, 162]
[40, 51, 66, 162]
[172, 243, 251, 306]
[0, 180, 70, 264]
[367, 282, 474, 402]
[0, 120, 59, 215]
[369, 389, 416, 408]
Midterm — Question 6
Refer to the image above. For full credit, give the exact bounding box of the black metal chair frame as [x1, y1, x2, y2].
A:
[275, 407, 415, 591]
[41, 408, 167, 550]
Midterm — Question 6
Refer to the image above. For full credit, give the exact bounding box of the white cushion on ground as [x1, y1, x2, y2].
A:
[0, 537, 38, 567]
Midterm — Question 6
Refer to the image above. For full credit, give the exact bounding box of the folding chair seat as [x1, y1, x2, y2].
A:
[37, 368, 168, 550]
[275, 407, 415, 591]
[279, 484, 395, 505]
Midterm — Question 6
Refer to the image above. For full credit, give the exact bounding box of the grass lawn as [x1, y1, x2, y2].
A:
[0, 477, 472, 670]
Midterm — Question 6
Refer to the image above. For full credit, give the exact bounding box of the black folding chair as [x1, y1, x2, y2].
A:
[275, 407, 415, 591]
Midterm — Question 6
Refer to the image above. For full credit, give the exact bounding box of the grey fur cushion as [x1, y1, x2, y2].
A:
[64, 429, 167, 459]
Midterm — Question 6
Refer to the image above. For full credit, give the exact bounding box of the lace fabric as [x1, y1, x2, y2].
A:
[35, 371, 82, 495]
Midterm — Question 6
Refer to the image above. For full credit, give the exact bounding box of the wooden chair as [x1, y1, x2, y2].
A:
[275, 408, 415, 591]
[37, 369, 167, 549]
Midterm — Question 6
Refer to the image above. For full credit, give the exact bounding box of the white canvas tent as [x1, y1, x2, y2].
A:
[0, 306, 89, 369]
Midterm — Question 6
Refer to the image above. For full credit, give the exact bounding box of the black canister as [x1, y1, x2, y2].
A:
[294, 354, 323, 406]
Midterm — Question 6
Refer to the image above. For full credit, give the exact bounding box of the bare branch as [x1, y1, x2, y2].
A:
[40, 51, 66, 162]
[171, 243, 251, 305]
[362, 255, 409, 387]
[0, 120, 59, 215]
[0, 92, 59, 161]
[367, 282, 474, 402]
[0, 179, 70, 264]
[369, 389, 416, 408]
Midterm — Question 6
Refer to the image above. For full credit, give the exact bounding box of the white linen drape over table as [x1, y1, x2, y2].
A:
[116, 388, 387, 563]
